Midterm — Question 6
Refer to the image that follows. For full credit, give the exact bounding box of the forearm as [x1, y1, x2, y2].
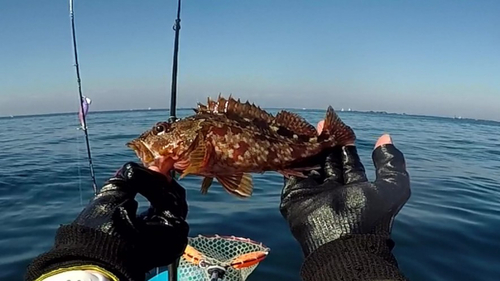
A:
[300, 234, 408, 281]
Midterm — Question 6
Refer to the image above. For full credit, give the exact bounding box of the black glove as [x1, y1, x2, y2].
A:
[25, 162, 189, 281]
[135, 167, 189, 271]
[280, 144, 410, 257]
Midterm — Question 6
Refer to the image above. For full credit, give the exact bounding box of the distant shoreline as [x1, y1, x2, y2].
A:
[1, 108, 498, 124]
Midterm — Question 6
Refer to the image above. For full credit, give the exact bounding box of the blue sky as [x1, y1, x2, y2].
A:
[1, 0, 499, 120]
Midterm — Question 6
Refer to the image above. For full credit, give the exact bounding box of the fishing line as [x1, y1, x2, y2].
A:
[69, 0, 98, 196]
[67, 1, 182, 280]
[74, 128, 83, 206]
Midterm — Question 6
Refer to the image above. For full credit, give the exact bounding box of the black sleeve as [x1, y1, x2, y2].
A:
[300, 234, 409, 281]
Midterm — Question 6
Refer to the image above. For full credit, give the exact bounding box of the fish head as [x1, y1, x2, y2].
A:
[126, 118, 202, 174]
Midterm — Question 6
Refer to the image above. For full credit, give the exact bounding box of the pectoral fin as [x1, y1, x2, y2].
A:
[215, 173, 253, 198]
[179, 147, 206, 179]
[180, 134, 210, 179]
[200, 177, 214, 194]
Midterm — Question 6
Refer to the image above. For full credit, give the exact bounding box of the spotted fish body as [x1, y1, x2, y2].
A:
[127, 95, 355, 198]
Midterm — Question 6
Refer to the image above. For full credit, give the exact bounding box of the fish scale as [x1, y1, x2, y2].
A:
[127, 95, 355, 198]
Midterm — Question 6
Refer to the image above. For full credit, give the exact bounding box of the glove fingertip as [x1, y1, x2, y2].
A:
[372, 144, 410, 193]
[283, 175, 300, 187]
[372, 144, 406, 169]
[115, 162, 142, 178]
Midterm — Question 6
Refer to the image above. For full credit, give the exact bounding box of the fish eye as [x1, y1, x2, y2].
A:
[153, 123, 168, 134]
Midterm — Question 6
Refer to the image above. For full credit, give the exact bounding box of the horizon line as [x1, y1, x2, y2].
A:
[1, 107, 498, 124]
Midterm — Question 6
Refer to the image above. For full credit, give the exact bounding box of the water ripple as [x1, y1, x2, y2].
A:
[0, 110, 499, 281]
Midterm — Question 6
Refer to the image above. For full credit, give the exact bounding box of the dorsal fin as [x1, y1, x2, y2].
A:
[196, 94, 275, 123]
[194, 103, 206, 113]
[274, 110, 318, 136]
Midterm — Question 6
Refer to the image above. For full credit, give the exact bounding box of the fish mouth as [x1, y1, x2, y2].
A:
[126, 139, 156, 167]
[126, 139, 174, 175]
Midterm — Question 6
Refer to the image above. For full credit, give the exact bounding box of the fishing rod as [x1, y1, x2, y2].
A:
[69, 0, 98, 196]
[167, 0, 182, 280]
[169, 0, 182, 123]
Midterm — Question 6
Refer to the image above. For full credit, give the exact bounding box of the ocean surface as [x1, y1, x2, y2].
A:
[1, 109, 499, 281]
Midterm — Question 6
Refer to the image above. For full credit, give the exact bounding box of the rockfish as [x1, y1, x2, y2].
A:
[127, 95, 355, 198]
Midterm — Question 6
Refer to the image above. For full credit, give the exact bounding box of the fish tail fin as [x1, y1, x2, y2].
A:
[216, 173, 253, 198]
[319, 106, 356, 145]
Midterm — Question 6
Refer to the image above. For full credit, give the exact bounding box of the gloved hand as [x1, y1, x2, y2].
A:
[280, 136, 410, 258]
[25, 162, 189, 281]
[135, 165, 189, 271]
